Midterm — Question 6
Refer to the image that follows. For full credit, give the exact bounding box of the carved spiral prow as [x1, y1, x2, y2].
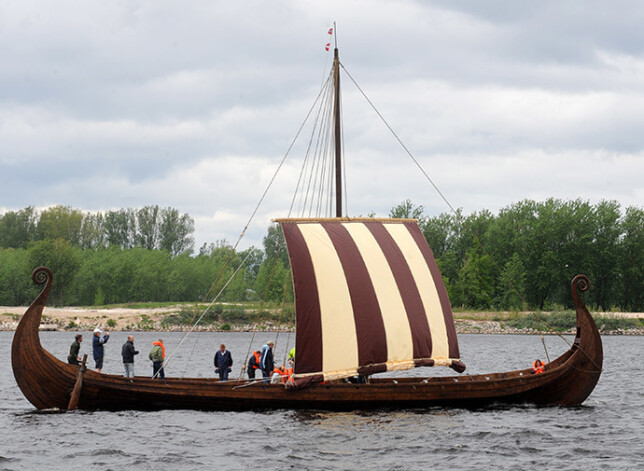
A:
[12, 267, 56, 409]
[32, 266, 53, 286]
[31, 266, 53, 308]
[571, 274, 590, 309]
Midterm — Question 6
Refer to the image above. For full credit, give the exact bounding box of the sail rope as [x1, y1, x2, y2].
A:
[237, 236, 287, 379]
[235, 70, 339, 379]
[234, 72, 340, 379]
[339, 62, 582, 360]
[181, 330, 203, 378]
[163, 247, 256, 374]
[163, 79, 332, 376]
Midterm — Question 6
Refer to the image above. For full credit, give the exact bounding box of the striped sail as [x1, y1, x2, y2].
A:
[277, 218, 463, 385]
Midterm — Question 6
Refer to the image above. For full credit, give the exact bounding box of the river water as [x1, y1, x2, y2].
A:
[0, 330, 641, 470]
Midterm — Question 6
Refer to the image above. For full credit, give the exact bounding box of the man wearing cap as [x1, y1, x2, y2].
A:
[260, 341, 274, 382]
[92, 328, 110, 373]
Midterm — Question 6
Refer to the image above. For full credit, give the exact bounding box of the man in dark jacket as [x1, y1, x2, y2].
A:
[214, 344, 233, 381]
[260, 341, 274, 382]
[122, 335, 139, 378]
[68, 334, 83, 365]
[247, 350, 261, 380]
[92, 328, 110, 372]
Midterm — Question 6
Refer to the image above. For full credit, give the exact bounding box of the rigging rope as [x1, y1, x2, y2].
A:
[164, 77, 332, 376]
[339, 62, 578, 360]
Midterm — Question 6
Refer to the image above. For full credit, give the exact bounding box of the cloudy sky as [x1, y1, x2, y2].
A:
[2, 1, 643, 251]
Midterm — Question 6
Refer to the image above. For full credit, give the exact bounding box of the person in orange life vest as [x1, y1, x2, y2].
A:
[214, 343, 233, 381]
[271, 365, 293, 384]
[284, 365, 294, 384]
[247, 350, 261, 379]
[271, 365, 284, 384]
[149, 339, 165, 379]
[532, 359, 545, 374]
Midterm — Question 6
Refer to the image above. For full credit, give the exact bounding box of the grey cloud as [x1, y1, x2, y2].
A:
[1, 0, 643, 250]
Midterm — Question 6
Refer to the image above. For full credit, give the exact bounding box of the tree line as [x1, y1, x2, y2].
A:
[0, 205, 194, 255]
[391, 198, 644, 312]
[0, 199, 642, 311]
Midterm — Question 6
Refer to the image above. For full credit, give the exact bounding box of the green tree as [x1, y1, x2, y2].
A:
[262, 224, 290, 267]
[255, 258, 292, 303]
[136, 205, 160, 250]
[104, 209, 136, 248]
[457, 248, 495, 308]
[0, 248, 31, 304]
[389, 199, 427, 223]
[0, 207, 38, 249]
[158, 208, 195, 256]
[422, 212, 454, 259]
[27, 239, 81, 305]
[79, 212, 105, 249]
[37, 206, 84, 245]
[495, 253, 527, 310]
[619, 206, 644, 311]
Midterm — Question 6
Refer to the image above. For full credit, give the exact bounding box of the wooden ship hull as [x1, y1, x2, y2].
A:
[12, 267, 602, 412]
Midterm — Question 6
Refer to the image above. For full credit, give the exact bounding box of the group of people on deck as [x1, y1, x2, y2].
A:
[215, 341, 294, 383]
[67, 329, 165, 379]
[67, 331, 293, 383]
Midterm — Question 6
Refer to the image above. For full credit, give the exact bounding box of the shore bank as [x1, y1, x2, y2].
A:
[1, 306, 642, 335]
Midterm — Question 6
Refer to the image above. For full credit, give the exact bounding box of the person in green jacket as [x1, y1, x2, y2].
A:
[67, 334, 83, 365]
[148, 339, 165, 379]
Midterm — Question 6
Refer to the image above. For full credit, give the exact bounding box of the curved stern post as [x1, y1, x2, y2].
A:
[567, 275, 604, 405]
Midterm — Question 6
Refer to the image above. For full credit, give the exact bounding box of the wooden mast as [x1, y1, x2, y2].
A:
[332, 30, 342, 217]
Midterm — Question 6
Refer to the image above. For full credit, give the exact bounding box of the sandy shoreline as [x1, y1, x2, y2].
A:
[0, 306, 641, 335]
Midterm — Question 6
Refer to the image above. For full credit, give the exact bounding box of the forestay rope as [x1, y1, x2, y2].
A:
[339, 61, 577, 361]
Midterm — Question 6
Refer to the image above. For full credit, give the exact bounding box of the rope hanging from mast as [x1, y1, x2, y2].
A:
[163, 76, 334, 376]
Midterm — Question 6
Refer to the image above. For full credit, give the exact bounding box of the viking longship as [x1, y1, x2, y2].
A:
[12, 37, 602, 411]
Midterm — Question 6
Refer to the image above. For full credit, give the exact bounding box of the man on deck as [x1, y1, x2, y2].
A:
[68, 334, 83, 365]
[92, 328, 110, 373]
[214, 343, 233, 381]
[122, 335, 139, 378]
[260, 341, 274, 382]
[247, 350, 261, 380]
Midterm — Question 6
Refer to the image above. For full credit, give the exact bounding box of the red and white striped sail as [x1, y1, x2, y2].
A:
[277, 218, 462, 385]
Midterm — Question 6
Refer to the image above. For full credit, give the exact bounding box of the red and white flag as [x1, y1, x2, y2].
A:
[325, 25, 334, 51]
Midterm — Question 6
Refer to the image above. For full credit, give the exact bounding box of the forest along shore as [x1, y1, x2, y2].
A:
[0, 306, 642, 335]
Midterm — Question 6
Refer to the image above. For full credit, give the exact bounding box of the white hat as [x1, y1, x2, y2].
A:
[93, 327, 102, 333]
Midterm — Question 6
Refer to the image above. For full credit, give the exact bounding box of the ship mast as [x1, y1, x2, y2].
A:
[332, 33, 342, 217]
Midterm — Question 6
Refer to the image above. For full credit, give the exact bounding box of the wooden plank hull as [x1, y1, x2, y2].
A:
[12, 268, 602, 411]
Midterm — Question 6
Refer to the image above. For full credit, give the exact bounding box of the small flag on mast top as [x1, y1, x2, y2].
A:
[325, 25, 334, 51]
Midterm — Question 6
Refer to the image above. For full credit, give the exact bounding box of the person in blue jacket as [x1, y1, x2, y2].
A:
[260, 341, 274, 382]
[92, 327, 110, 373]
[214, 344, 233, 381]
